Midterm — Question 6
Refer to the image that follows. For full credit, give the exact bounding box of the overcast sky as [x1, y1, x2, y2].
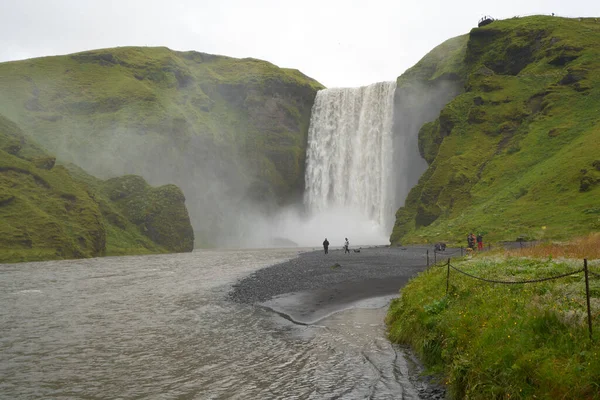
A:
[0, 0, 597, 87]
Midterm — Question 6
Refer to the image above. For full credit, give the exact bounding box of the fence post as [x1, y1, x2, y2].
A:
[427, 249, 429, 267]
[446, 258, 450, 295]
[584, 258, 593, 340]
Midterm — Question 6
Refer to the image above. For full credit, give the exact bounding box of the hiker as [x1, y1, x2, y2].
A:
[477, 233, 483, 251]
[344, 238, 350, 254]
[467, 233, 475, 250]
[323, 238, 329, 254]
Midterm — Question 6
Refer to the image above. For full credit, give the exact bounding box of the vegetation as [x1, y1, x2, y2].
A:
[387, 234, 600, 399]
[391, 16, 600, 245]
[0, 114, 193, 263]
[0, 47, 324, 246]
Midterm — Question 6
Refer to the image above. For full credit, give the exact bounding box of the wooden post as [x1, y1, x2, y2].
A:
[446, 258, 451, 295]
[584, 259, 593, 340]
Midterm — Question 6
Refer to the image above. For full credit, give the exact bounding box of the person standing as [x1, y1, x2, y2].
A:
[344, 238, 350, 254]
[467, 233, 475, 250]
[477, 234, 483, 251]
[323, 238, 330, 254]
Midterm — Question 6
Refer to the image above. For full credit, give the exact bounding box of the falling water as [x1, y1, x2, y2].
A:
[304, 82, 397, 241]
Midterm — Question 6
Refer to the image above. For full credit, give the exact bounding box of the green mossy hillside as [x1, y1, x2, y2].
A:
[1, 115, 106, 262]
[391, 16, 600, 245]
[0, 115, 193, 263]
[0, 47, 324, 246]
[102, 175, 194, 252]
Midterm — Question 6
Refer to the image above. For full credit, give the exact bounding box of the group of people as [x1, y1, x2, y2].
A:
[322, 238, 350, 254]
[467, 232, 484, 250]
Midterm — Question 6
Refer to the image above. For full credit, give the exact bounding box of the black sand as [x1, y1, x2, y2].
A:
[230, 245, 449, 399]
[230, 245, 439, 323]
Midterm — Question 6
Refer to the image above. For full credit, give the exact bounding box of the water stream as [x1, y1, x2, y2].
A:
[304, 82, 397, 241]
[0, 249, 425, 399]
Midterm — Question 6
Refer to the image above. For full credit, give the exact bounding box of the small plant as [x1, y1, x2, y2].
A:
[424, 297, 450, 315]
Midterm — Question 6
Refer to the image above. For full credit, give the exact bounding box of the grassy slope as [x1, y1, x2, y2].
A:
[0, 114, 195, 263]
[391, 16, 600, 246]
[387, 237, 600, 399]
[0, 47, 324, 246]
[0, 115, 107, 262]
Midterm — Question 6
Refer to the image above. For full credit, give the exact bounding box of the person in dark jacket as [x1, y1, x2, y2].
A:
[323, 238, 329, 254]
[467, 233, 475, 250]
[344, 238, 350, 254]
[476, 234, 483, 251]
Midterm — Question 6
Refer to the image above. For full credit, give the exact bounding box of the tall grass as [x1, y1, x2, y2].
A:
[387, 234, 600, 399]
[506, 233, 600, 260]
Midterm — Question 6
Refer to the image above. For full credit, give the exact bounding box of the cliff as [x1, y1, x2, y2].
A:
[391, 16, 600, 245]
[0, 47, 324, 246]
[0, 114, 194, 263]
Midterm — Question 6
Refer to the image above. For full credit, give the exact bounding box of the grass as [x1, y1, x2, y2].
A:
[506, 233, 600, 259]
[391, 16, 600, 246]
[387, 234, 600, 399]
[0, 113, 194, 263]
[0, 46, 324, 246]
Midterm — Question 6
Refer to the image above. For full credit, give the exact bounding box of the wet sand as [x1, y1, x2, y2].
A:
[230, 245, 437, 323]
[230, 245, 450, 399]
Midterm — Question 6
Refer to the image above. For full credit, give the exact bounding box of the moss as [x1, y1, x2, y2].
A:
[0, 46, 324, 246]
[101, 176, 194, 252]
[0, 121, 107, 262]
[391, 16, 600, 245]
[0, 115, 194, 263]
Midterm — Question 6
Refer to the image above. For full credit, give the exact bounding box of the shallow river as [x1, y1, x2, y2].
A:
[1, 249, 424, 399]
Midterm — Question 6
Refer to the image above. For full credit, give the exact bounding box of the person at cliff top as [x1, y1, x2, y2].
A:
[344, 238, 350, 254]
[323, 238, 329, 254]
[476, 233, 483, 250]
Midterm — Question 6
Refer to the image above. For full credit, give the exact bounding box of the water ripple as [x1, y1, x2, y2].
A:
[1, 249, 422, 399]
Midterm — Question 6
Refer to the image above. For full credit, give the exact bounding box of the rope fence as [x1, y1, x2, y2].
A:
[432, 256, 597, 340]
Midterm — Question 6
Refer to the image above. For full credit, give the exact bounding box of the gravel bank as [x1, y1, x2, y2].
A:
[229, 245, 448, 399]
[230, 245, 434, 306]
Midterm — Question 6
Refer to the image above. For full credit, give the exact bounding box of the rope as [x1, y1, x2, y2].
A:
[589, 270, 600, 278]
[448, 263, 584, 284]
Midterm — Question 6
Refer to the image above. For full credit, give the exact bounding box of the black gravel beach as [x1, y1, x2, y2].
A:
[230, 245, 438, 323]
[230, 245, 450, 399]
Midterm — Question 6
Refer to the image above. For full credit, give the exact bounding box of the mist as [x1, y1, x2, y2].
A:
[0, 43, 464, 251]
[220, 204, 390, 248]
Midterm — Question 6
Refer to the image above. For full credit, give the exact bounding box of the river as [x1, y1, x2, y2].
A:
[1, 249, 427, 399]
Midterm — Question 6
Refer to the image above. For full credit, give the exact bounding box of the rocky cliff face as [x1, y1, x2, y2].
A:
[0, 114, 194, 263]
[0, 47, 324, 247]
[391, 16, 600, 244]
[390, 35, 467, 215]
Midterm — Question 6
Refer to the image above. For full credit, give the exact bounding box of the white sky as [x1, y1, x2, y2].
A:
[0, 0, 597, 87]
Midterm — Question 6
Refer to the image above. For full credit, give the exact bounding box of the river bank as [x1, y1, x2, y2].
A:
[387, 244, 600, 399]
[230, 246, 430, 323]
[230, 245, 449, 398]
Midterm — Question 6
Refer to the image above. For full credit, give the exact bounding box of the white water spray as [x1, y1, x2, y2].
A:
[303, 82, 397, 244]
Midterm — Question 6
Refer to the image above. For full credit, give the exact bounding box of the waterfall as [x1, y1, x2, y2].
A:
[303, 81, 397, 242]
